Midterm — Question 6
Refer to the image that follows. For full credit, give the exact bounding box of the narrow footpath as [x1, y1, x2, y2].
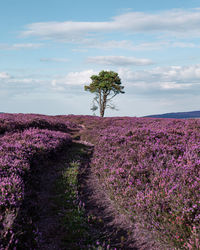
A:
[19, 127, 157, 250]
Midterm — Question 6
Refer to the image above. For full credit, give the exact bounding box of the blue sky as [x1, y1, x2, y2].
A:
[0, 0, 200, 117]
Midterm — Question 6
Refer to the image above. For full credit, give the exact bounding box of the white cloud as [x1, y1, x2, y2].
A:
[51, 69, 96, 90]
[0, 43, 43, 50]
[21, 9, 200, 42]
[0, 72, 11, 79]
[0, 72, 46, 94]
[87, 56, 154, 66]
[8, 78, 43, 84]
[113, 9, 200, 35]
[118, 64, 200, 90]
[161, 82, 192, 90]
[12, 43, 43, 49]
[40, 58, 69, 63]
[64, 70, 96, 85]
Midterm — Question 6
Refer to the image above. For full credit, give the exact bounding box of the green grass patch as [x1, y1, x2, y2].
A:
[52, 143, 109, 249]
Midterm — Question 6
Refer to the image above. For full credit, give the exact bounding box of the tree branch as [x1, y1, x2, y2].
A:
[107, 92, 118, 101]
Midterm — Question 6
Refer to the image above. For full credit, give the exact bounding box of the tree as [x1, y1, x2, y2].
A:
[84, 70, 125, 117]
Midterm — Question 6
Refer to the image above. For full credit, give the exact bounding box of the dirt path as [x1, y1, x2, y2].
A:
[27, 128, 137, 249]
[34, 154, 67, 249]
[33, 141, 94, 249]
[18, 127, 161, 249]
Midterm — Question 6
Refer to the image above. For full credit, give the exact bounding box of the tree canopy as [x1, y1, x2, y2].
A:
[84, 70, 125, 117]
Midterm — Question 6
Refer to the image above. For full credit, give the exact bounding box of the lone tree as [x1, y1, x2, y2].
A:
[84, 70, 125, 117]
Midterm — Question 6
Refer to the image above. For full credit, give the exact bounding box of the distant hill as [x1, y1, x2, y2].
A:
[144, 110, 200, 119]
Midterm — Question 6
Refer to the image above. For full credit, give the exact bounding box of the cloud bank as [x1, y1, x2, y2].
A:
[1, 64, 200, 98]
[22, 9, 200, 42]
[51, 64, 200, 94]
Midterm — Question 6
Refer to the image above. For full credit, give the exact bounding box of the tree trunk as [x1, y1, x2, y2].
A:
[100, 102, 104, 117]
[99, 90, 103, 117]
[100, 93, 107, 117]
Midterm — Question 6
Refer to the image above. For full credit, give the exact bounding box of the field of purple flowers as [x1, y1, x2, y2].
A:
[0, 114, 200, 249]
[78, 116, 200, 249]
[0, 113, 78, 135]
[0, 114, 74, 249]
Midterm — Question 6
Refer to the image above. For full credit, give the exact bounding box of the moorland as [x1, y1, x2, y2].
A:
[0, 113, 199, 249]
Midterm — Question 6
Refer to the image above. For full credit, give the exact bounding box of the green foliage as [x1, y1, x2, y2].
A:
[84, 70, 125, 117]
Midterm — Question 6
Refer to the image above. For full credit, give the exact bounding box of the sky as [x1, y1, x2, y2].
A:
[0, 0, 200, 117]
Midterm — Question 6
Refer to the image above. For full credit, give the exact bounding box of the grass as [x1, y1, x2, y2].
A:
[51, 142, 110, 249]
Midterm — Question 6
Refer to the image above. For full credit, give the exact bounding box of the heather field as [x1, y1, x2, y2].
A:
[0, 114, 200, 249]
